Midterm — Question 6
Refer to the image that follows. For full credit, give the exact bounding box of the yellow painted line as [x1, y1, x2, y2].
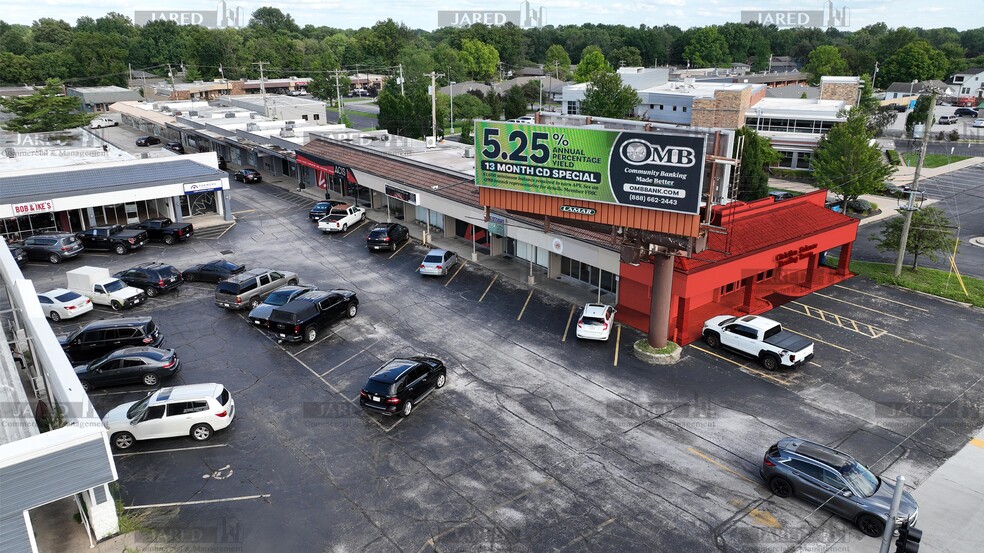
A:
[808, 292, 909, 320]
[478, 274, 497, 302]
[231, 209, 256, 214]
[690, 345, 791, 386]
[970, 438, 984, 449]
[389, 241, 411, 259]
[833, 284, 930, 312]
[347, 219, 370, 234]
[517, 288, 534, 320]
[782, 328, 851, 353]
[613, 324, 622, 367]
[687, 447, 758, 485]
[561, 304, 576, 342]
[780, 304, 886, 339]
[445, 261, 466, 286]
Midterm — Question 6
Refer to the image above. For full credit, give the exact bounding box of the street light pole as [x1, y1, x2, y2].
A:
[449, 79, 455, 135]
[894, 92, 936, 277]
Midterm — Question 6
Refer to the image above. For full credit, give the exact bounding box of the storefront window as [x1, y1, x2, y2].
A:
[179, 192, 218, 217]
[561, 257, 617, 293]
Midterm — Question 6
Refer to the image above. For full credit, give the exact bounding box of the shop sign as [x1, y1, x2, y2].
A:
[183, 181, 223, 194]
[560, 205, 596, 216]
[12, 200, 54, 215]
[551, 238, 563, 254]
[775, 243, 818, 267]
[488, 214, 506, 236]
[475, 121, 706, 215]
[385, 185, 419, 205]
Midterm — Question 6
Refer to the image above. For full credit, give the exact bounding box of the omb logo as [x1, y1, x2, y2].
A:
[618, 138, 697, 168]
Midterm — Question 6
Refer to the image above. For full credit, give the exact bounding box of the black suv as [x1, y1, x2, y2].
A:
[113, 263, 183, 297]
[366, 223, 410, 251]
[20, 233, 84, 264]
[59, 317, 163, 363]
[164, 141, 185, 154]
[359, 357, 447, 417]
[954, 107, 979, 117]
[267, 290, 358, 343]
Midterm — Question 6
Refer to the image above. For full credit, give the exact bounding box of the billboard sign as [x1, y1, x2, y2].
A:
[475, 121, 706, 215]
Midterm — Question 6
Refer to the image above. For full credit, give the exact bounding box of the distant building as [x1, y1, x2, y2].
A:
[884, 80, 954, 100]
[945, 69, 984, 98]
[65, 86, 142, 113]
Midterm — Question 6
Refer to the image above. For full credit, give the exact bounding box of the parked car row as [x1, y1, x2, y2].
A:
[13, 219, 194, 266]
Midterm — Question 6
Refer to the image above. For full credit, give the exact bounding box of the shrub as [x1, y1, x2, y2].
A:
[948, 129, 960, 141]
[885, 150, 901, 165]
[847, 199, 872, 213]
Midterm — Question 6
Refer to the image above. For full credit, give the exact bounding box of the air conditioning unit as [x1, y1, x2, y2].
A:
[425, 136, 437, 148]
[279, 128, 295, 138]
[173, 111, 183, 116]
[462, 147, 474, 158]
[225, 112, 236, 118]
[246, 122, 260, 132]
[189, 110, 199, 117]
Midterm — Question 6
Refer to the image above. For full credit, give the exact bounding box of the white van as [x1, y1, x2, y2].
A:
[89, 116, 118, 129]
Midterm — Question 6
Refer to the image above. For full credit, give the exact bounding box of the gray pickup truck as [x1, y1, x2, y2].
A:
[701, 314, 814, 370]
[214, 268, 299, 310]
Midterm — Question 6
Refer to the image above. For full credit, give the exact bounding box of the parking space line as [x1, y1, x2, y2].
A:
[517, 289, 534, 320]
[689, 345, 791, 386]
[782, 328, 851, 353]
[232, 209, 256, 215]
[124, 494, 271, 510]
[347, 219, 370, 234]
[389, 241, 410, 259]
[554, 518, 616, 552]
[971, 438, 984, 450]
[833, 285, 930, 312]
[687, 447, 758, 485]
[113, 444, 228, 457]
[321, 339, 381, 377]
[296, 332, 334, 355]
[561, 304, 576, 342]
[807, 292, 910, 321]
[445, 261, 466, 286]
[93, 389, 155, 396]
[478, 274, 498, 302]
[613, 324, 621, 367]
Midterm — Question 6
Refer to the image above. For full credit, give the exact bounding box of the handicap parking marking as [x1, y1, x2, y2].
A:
[805, 292, 909, 321]
[781, 327, 851, 353]
[780, 303, 887, 339]
[832, 284, 930, 312]
[478, 274, 498, 302]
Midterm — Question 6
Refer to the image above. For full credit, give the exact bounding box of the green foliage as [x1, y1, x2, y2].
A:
[503, 86, 527, 120]
[448, 92, 490, 122]
[377, 80, 437, 138]
[485, 91, 503, 121]
[573, 46, 611, 83]
[248, 7, 300, 35]
[610, 46, 643, 67]
[521, 79, 541, 109]
[460, 123, 474, 145]
[905, 95, 934, 136]
[876, 206, 956, 269]
[885, 150, 901, 165]
[880, 40, 949, 85]
[0, 79, 92, 132]
[803, 45, 850, 85]
[681, 27, 730, 68]
[812, 108, 895, 207]
[544, 44, 571, 79]
[579, 71, 639, 119]
[460, 38, 499, 81]
[734, 127, 781, 201]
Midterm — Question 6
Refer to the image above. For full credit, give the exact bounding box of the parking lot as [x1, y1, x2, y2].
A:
[24, 179, 984, 552]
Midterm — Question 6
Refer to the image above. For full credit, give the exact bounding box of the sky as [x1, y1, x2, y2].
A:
[1, 0, 973, 32]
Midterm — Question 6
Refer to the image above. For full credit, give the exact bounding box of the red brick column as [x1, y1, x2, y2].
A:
[838, 242, 853, 276]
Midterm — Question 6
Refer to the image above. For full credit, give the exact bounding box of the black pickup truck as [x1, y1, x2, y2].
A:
[125, 218, 194, 245]
[75, 225, 149, 255]
[267, 290, 359, 343]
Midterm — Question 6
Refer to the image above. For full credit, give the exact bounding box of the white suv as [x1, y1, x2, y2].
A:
[103, 383, 235, 449]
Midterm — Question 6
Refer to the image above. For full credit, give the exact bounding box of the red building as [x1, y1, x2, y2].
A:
[616, 190, 859, 345]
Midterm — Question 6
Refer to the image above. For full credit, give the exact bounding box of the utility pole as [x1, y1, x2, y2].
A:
[449, 66, 455, 136]
[333, 70, 345, 121]
[166, 64, 176, 100]
[398, 64, 405, 96]
[894, 91, 936, 277]
[253, 61, 269, 117]
[871, 61, 879, 89]
[426, 71, 444, 144]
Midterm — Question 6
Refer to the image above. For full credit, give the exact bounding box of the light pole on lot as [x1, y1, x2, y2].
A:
[894, 91, 937, 277]
[449, 79, 455, 135]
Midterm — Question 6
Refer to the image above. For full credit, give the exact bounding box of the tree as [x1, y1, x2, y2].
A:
[880, 40, 948, 85]
[811, 109, 896, 211]
[248, 7, 299, 35]
[734, 127, 780, 201]
[573, 45, 611, 83]
[485, 91, 503, 121]
[610, 46, 643, 67]
[377, 80, 438, 138]
[460, 38, 499, 81]
[803, 45, 849, 85]
[681, 27, 729, 68]
[904, 95, 934, 137]
[579, 71, 638, 119]
[447, 92, 490, 122]
[0, 79, 91, 132]
[503, 85, 527, 120]
[521, 79, 540, 109]
[544, 44, 571, 79]
[876, 206, 956, 270]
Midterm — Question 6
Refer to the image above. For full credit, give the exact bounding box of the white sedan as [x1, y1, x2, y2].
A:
[973, 118, 984, 128]
[37, 288, 93, 321]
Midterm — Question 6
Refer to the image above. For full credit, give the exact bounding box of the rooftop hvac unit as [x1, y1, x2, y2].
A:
[284, 122, 295, 130]
[173, 111, 183, 116]
[425, 136, 437, 148]
[225, 112, 236, 118]
[189, 110, 199, 117]
[246, 122, 260, 132]
[462, 147, 474, 158]
[279, 128, 296, 138]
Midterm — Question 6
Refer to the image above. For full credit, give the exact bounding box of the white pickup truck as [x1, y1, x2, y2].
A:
[701, 314, 814, 370]
[318, 205, 366, 233]
[66, 266, 146, 311]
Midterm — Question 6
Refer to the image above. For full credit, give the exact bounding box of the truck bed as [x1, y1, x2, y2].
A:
[764, 331, 813, 353]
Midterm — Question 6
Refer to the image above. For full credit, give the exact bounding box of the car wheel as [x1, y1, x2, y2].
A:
[112, 432, 135, 450]
[114, 244, 127, 255]
[249, 297, 261, 309]
[111, 300, 124, 311]
[401, 400, 413, 417]
[163, 235, 175, 245]
[50, 311, 61, 322]
[184, 273, 196, 282]
[391, 242, 397, 252]
[288, 278, 298, 285]
[305, 325, 318, 343]
[342, 224, 348, 232]
[48, 253, 61, 264]
[703, 332, 720, 348]
[145, 287, 158, 298]
[81, 380, 90, 392]
[761, 355, 780, 371]
[346, 303, 358, 318]
[856, 514, 885, 538]
[142, 373, 159, 386]
[190, 423, 213, 442]
[768, 476, 793, 498]
[436, 373, 446, 388]
[360, 213, 366, 221]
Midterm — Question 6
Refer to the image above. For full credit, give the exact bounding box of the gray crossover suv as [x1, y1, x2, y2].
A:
[761, 438, 918, 537]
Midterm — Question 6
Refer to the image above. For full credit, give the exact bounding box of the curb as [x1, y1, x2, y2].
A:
[632, 340, 682, 365]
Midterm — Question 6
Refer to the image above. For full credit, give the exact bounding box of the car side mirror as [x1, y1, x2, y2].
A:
[840, 490, 852, 497]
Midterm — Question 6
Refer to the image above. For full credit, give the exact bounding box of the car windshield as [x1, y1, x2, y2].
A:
[55, 291, 81, 302]
[105, 280, 126, 292]
[841, 462, 879, 497]
[363, 378, 394, 396]
[264, 290, 294, 306]
[126, 394, 152, 419]
[90, 351, 113, 367]
[216, 261, 239, 271]
[312, 203, 329, 211]
[424, 255, 443, 263]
